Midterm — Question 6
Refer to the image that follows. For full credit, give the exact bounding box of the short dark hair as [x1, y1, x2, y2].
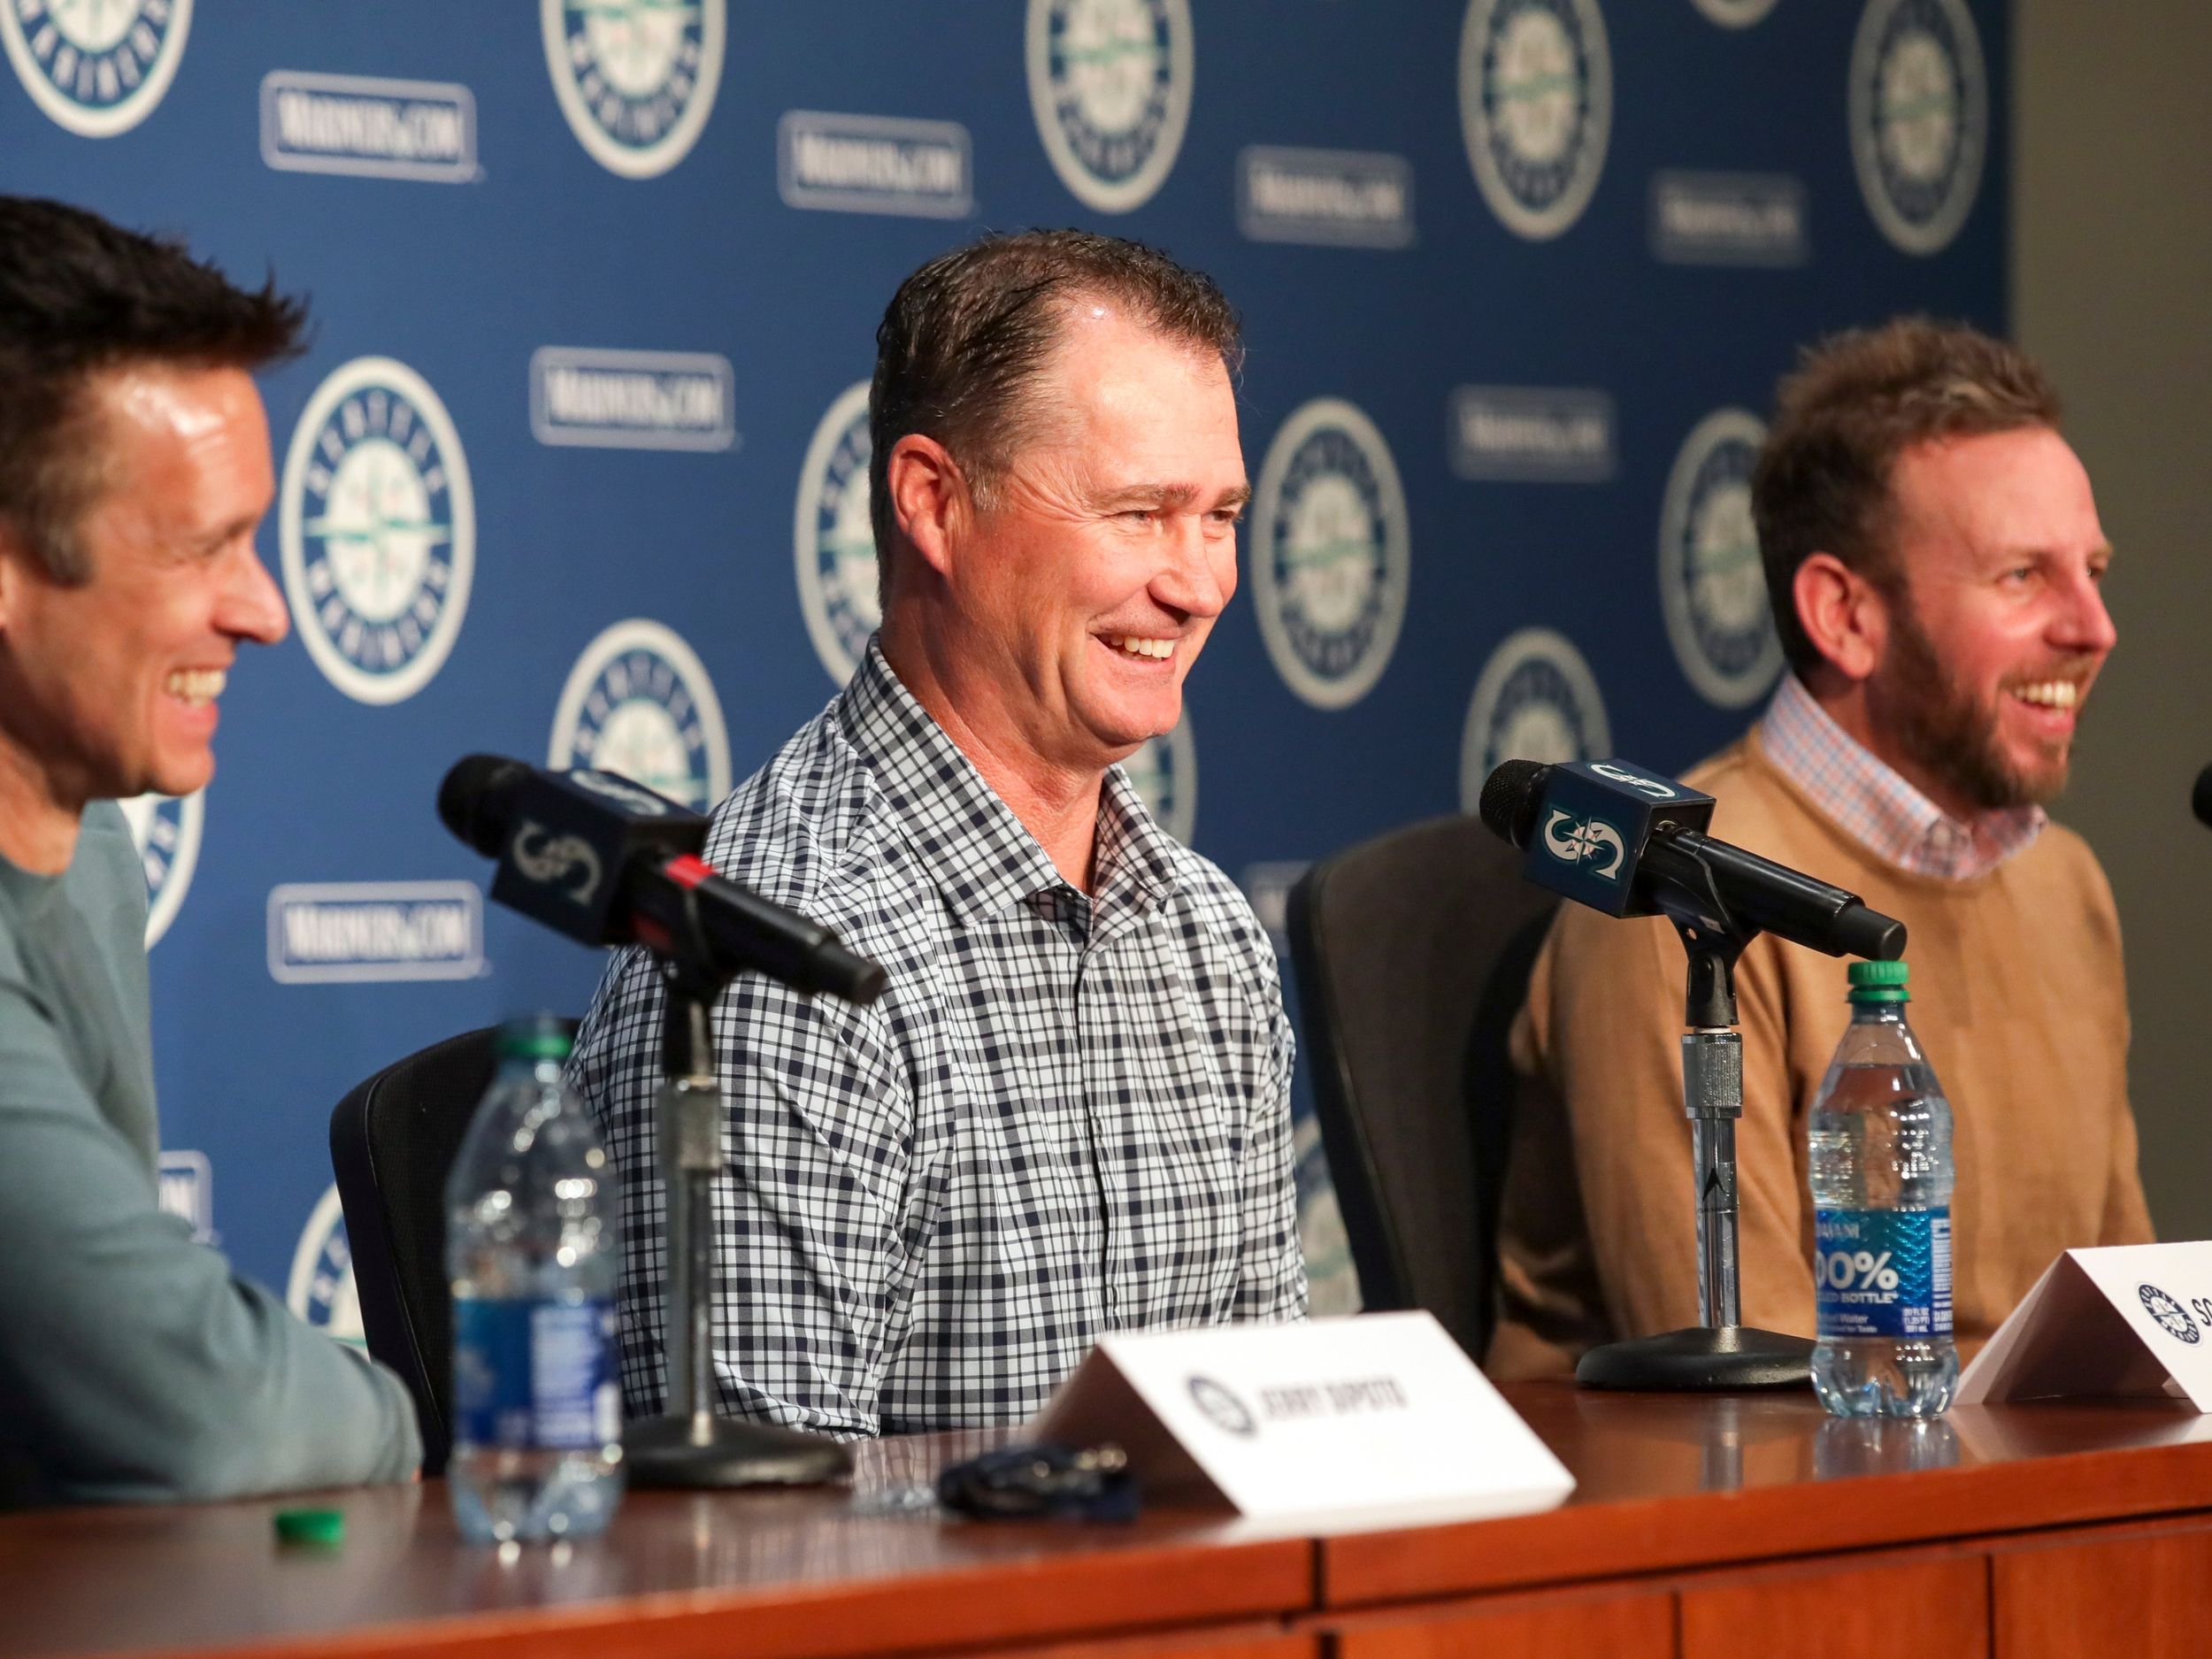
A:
[1752, 316, 2061, 679]
[0, 196, 308, 585]
[867, 229, 1242, 578]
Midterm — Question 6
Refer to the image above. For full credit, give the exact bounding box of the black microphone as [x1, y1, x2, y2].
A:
[2193, 764, 2212, 830]
[438, 755, 887, 1002]
[1479, 757, 1905, 961]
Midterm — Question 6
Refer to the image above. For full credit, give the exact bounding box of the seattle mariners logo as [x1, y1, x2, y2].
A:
[550, 619, 732, 813]
[1850, 0, 1986, 256]
[1186, 1374, 1257, 1438]
[1025, 0, 1194, 214]
[793, 380, 879, 686]
[1458, 0, 1611, 241]
[1459, 628, 1610, 812]
[119, 790, 204, 949]
[280, 357, 474, 706]
[0, 0, 191, 138]
[288, 1183, 365, 1349]
[1252, 398, 1409, 711]
[1659, 408, 1782, 710]
[541, 0, 726, 180]
[2140, 1284, 2200, 1347]
[1121, 712, 1196, 844]
[1541, 809, 1626, 879]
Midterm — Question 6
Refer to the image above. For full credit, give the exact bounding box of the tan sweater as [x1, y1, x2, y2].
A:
[1487, 732, 2153, 1379]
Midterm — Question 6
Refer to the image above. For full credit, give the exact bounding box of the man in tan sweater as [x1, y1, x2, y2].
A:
[1489, 319, 2154, 1379]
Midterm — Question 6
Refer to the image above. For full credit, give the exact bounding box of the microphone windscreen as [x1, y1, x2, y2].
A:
[2193, 764, 2212, 830]
[1478, 758, 1551, 849]
[437, 754, 529, 856]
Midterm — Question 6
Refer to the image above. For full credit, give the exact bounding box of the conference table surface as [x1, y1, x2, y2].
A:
[7, 1381, 2212, 1659]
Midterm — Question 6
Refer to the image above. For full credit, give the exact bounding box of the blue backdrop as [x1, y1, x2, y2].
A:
[1, 0, 2005, 1337]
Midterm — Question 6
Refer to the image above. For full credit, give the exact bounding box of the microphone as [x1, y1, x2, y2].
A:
[1478, 757, 1904, 962]
[437, 755, 887, 1002]
[2193, 764, 2212, 830]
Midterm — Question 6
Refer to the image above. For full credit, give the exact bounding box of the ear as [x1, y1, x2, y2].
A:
[884, 434, 972, 586]
[1792, 551, 1889, 684]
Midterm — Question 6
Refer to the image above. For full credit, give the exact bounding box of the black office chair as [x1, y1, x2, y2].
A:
[329, 1025, 534, 1475]
[1286, 817, 1557, 1361]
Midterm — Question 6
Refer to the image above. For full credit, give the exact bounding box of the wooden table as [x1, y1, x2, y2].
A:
[8, 1384, 2212, 1659]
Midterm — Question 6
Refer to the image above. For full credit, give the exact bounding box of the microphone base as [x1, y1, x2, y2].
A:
[622, 1413, 855, 1488]
[1574, 1325, 1814, 1392]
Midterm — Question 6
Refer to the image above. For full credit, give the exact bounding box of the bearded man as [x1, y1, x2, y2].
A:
[1488, 318, 2152, 1378]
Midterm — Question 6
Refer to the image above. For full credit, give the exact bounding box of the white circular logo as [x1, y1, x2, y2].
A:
[550, 619, 732, 814]
[793, 380, 879, 687]
[1252, 398, 1409, 711]
[1690, 0, 1778, 26]
[280, 357, 474, 707]
[1459, 0, 1611, 241]
[0, 0, 192, 138]
[1850, 0, 1986, 256]
[1025, 0, 1194, 213]
[541, 0, 726, 179]
[119, 789, 204, 949]
[1120, 711, 1195, 844]
[1459, 628, 1612, 811]
[288, 1182, 365, 1348]
[1659, 408, 1782, 710]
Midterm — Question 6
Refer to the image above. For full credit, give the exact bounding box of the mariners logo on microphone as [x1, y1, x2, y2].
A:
[1026, 0, 1193, 213]
[1540, 810, 1626, 880]
[280, 357, 474, 706]
[550, 619, 731, 814]
[119, 790, 204, 949]
[288, 1183, 365, 1349]
[794, 381, 879, 686]
[1121, 712, 1196, 844]
[1253, 398, 1409, 711]
[1850, 0, 1985, 256]
[1458, 0, 1611, 241]
[1, 0, 192, 138]
[1660, 408, 1781, 710]
[1460, 628, 1610, 813]
[541, 0, 725, 179]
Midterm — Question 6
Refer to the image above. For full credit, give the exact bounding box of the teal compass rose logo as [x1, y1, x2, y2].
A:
[1458, 0, 1610, 241]
[1, 0, 192, 136]
[280, 357, 474, 706]
[1026, 0, 1192, 213]
[550, 619, 731, 814]
[543, 0, 725, 179]
[1850, 0, 1985, 256]
[1659, 408, 1779, 710]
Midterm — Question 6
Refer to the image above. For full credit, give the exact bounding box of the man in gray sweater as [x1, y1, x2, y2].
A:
[0, 197, 421, 1504]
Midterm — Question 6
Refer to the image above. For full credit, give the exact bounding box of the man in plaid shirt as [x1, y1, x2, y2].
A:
[570, 231, 1306, 1436]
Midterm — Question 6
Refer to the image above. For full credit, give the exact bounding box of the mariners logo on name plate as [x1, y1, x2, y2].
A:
[0, 0, 192, 138]
[1690, 0, 1778, 27]
[288, 1183, 365, 1348]
[550, 619, 732, 813]
[1025, 0, 1194, 214]
[541, 0, 726, 180]
[1850, 0, 1985, 256]
[1458, 0, 1611, 241]
[793, 380, 879, 686]
[1121, 712, 1196, 844]
[119, 790, 204, 949]
[1252, 398, 1409, 711]
[280, 357, 474, 707]
[1459, 628, 1611, 812]
[1660, 408, 1782, 709]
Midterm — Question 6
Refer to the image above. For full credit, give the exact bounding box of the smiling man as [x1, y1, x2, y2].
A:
[0, 197, 421, 1503]
[1489, 319, 2152, 1378]
[570, 231, 1304, 1435]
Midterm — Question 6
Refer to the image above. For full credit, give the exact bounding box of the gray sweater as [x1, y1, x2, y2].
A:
[0, 803, 420, 1505]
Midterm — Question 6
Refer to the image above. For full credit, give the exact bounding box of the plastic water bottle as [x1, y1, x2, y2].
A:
[1807, 960, 1958, 1417]
[446, 1015, 624, 1541]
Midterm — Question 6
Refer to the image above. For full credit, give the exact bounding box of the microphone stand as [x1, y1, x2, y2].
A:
[621, 902, 856, 1486]
[1575, 834, 1814, 1392]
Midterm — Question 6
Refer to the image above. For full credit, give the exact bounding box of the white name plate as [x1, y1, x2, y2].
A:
[1957, 1243, 2212, 1409]
[1030, 1310, 1575, 1528]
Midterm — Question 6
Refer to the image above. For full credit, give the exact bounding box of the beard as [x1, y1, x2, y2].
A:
[1870, 599, 2085, 812]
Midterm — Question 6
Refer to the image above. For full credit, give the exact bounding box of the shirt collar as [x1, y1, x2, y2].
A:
[836, 639, 1183, 922]
[1756, 672, 2044, 880]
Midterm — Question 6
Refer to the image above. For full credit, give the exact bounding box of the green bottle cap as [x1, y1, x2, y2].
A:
[1847, 959, 1910, 1002]
[496, 1013, 573, 1062]
[273, 1508, 344, 1547]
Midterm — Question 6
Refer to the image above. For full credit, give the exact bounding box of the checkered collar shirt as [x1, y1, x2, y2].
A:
[1756, 672, 2044, 880]
[568, 641, 1305, 1439]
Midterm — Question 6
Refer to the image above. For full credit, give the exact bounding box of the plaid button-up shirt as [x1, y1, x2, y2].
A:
[1756, 672, 2044, 880]
[569, 642, 1305, 1437]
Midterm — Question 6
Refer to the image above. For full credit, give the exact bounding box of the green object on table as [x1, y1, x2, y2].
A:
[273, 1508, 344, 1547]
